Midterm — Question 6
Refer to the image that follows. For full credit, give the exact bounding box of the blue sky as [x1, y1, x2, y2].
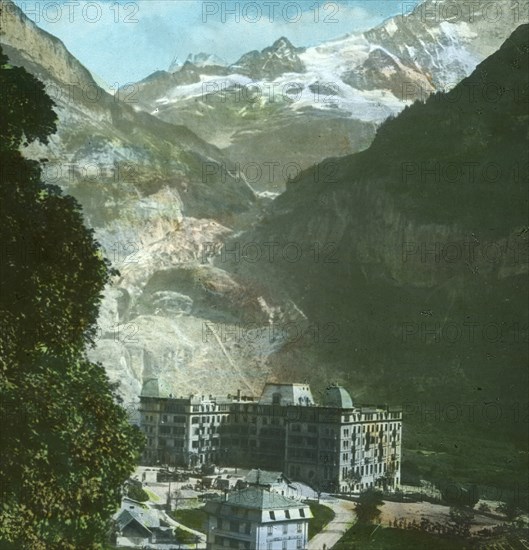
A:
[14, 0, 422, 84]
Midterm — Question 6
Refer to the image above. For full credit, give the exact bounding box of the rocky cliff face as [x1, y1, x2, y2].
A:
[0, 0, 301, 405]
[0, 2, 256, 221]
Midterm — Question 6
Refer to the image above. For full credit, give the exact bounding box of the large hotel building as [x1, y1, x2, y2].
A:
[139, 381, 402, 493]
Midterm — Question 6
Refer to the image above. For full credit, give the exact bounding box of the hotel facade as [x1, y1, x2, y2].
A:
[139, 381, 402, 493]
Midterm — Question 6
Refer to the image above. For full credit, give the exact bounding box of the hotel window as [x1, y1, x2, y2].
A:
[283, 542, 287, 550]
[299, 509, 305, 518]
[283, 524, 288, 534]
[269, 511, 276, 520]
[267, 525, 273, 536]
[297, 523, 302, 533]
[297, 539, 302, 549]
[285, 510, 291, 519]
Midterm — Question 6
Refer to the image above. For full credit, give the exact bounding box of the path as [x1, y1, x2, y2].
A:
[308, 497, 357, 550]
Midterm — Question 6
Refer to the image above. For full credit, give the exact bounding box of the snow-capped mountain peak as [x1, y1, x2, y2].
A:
[230, 36, 305, 79]
[169, 52, 227, 73]
[185, 52, 227, 68]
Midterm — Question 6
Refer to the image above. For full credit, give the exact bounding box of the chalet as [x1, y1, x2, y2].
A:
[204, 487, 312, 550]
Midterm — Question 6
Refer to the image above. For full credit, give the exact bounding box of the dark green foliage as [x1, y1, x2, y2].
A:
[173, 527, 199, 545]
[333, 523, 469, 549]
[169, 507, 207, 533]
[499, 496, 522, 521]
[355, 488, 384, 524]
[440, 484, 479, 508]
[0, 45, 144, 549]
[308, 502, 335, 539]
[126, 482, 150, 503]
[367, 24, 529, 229]
[448, 506, 474, 538]
[0, 49, 57, 150]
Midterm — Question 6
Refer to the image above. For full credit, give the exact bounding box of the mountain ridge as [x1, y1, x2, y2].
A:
[126, 0, 527, 191]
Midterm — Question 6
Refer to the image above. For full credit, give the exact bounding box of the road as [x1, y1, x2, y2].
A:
[308, 497, 357, 550]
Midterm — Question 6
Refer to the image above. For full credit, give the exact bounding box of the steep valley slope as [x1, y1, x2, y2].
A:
[221, 24, 529, 489]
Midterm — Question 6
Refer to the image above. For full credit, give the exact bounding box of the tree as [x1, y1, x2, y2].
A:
[310, 473, 326, 503]
[187, 451, 199, 469]
[376, 461, 397, 492]
[498, 496, 522, 522]
[449, 506, 474, 537]
[345, 470, 361, 494]
[172, 489, 184, 511]
[440, 483, 479, 509]
[0, 45, 144, 549]
[355, 488, 384, 524]
[127, 481, 150, 503]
